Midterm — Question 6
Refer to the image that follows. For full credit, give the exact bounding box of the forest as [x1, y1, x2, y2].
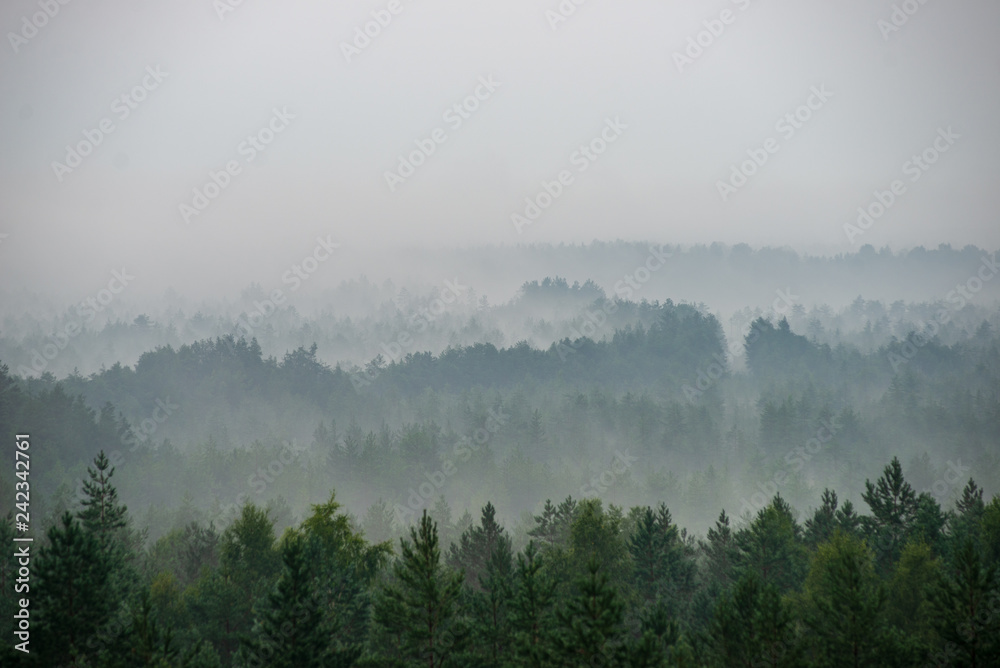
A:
[1, 244, 999, 666]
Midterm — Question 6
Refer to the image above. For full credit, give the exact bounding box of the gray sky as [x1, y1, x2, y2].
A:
[1, 0, 998, 299]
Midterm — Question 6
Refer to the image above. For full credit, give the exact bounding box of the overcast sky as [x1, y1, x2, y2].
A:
[1, 0, 998, 299]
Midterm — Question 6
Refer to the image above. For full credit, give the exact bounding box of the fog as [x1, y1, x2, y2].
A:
[2, 3, 999, 666]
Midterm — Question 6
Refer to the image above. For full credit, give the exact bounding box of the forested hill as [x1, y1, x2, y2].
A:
[2, 293, 997, 540]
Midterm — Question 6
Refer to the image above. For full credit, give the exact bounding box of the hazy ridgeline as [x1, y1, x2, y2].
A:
[0, 243, 998, 541]
[1, 243, 1000, 665]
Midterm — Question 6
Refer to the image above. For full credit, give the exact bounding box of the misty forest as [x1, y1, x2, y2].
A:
[3, 0, 1000, 665]
[1, 243, 999, 667]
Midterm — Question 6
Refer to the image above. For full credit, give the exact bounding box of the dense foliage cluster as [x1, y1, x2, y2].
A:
[1, 452, 999, 666]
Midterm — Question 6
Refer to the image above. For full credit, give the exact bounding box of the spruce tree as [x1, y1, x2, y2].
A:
[706, 572, 797, 667]
[77, 450, 141, 607]
[735, 495, 806, 594]
[34, 512, 114, 667]
[553, 558, 628, 667]
[861, 457, 918, 574]
[803, 531, 890, 667]
[467, 534, 514, 667]
[929, 538, 1000, 667]
[77, 450, 129, 539]
[805, 489, 839, 548]
[509, 541, 557, 668]
[238, 533, 334, 668]
[701, 509, 737, 592]
[367, 510, 468, 667]
[448, 502, 508, 590]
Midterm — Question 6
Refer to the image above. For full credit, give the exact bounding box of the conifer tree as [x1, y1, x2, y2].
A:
[804, 531, 891, 667]
[929, 538, 1000, 667]
[238, 533, 335, 668]
[553, 558, 628, 667]
[467, 534, 514, 667]
[735, 495, 807, 594]
[367, 510, 468, 667]
[78, 450, 129, 538]
[34, 512, 114, 667]
[861, 457, 917, 573]
[805, 489, 839, 548]
[448, 502, 509, 590]
[509, 541, 557, 668]
[701, 509, 737, 592]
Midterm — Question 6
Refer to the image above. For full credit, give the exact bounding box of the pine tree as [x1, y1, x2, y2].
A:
[707, 572, 797, 668]
[509, 541, 557, 668]
[553, 558, 628, 667]
[701, 509, 737, 592]
[861, 457, 918, 574]
[448, 502, 508, 590]
[929, 538, 1000, 667]
[529, 497, 577, 548]
[630, 504, 695, 614]
[735, 495, 807, 594]
[835, 499, 862, 536]
[950, 478, 987, 553]
[803, 531, 889, 667]
[77, 450, 141, 608]
[805, 489, 838, 548]
[467, 534, 514, 667]
[238, 533, 334, 668]
[78, 450, 129, 538]
[367, 510, 468, 667]
[34, 512, 114, 666]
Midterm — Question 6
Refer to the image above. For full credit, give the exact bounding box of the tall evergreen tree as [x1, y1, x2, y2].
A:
[34, 512, 114, 667]
[929, 538, 1000, 667]
[366, 510, 468, 667]
[803, 531, 893, 667]
[553, 558, 628, 668]
[805, 489, 839, 548]
[467, 534, 514, 668]
[701, 509, 737, 592]
[448, 502, 509, 590]
[861, 457, 917, 574]
[508, 541, 557, 668]
[735, 495, 807, 594]
[707, 572, 797, 668]
[238, 533, 336, 668]
[77, 450, 128, 539]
